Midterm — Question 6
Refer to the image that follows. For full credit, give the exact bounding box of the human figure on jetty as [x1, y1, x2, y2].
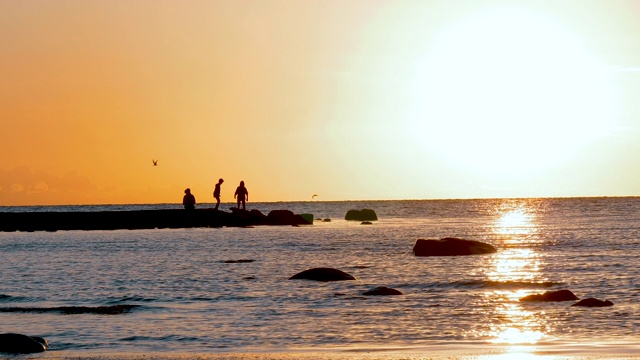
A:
[234, 181, 249, 210]
[183, 188, 196, 210]
[213, 178, 224, 210]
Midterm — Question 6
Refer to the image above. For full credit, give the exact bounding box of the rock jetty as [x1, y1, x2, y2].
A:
[0, 208, 312, 232]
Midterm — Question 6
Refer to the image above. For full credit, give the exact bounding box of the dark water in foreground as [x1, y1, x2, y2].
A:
[1, 198, 639, 356]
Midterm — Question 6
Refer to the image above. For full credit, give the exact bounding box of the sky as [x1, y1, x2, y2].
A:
[1, 0, 640, 205]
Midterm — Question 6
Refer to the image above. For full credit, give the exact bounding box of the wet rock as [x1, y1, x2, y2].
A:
[289, 267, 356, 281]
[248, 209, 267, 222]
[0, 333, 47, 353]
[31, 337, 48, 349]
[413, 237, 497, 256]
[323, 218, 331, 222]
[223, 259, 255, 263]
[361, 221, 373, 225]
[267, 210, 311, 225]
[363, 286, 402, 296]
[345, 209, 378, 221]
[520, 289, 579, 302]
[299, 213, 314, 224]
[572, 298, 614, 307]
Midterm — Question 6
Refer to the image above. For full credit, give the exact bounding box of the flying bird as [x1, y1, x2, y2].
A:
[152, 160, 158, 166]
[312, 194, 318, 199]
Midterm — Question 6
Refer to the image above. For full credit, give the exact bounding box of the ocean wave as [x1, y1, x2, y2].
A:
[0, 294, 37, 302]
[0, 304, 139, 315]
[107, 295, 156, 304]
[450, 280, 562, 289]
[120, 335, 203, 342]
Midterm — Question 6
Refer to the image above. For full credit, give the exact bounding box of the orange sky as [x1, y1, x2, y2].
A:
[1, 0, 640, 205]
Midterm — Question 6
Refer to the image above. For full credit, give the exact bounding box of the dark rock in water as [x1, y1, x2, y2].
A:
[289, 267, 356, 281]
[0, 333, 47, 353]
[520, 289, 579, 302]
[323, 218, 331, 222]
[345, 209, 378, 221]
[223, 259, 255, 263]
[363, 286, 402, 296]
[413, 237, 497, 256]
[267, 210, 312, 225]
[299, 213, 314, 224]
[361, 221, 373, 225]
[30, 336, 48, 349]
[243, 276, 256, 280]
[248, 209, 267, 222]
[572, 298, 614, 307]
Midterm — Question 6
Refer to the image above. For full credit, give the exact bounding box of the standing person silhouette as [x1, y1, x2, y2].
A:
[183, 188, 196, 210]
[234, 181, 249, 210]
[213, 178, 224, 210]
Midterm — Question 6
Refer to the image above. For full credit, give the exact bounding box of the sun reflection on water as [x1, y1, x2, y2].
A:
[494, 206, 537, 237]
[484, 201, 549, 350]
[488, 297, 546, 345]
[487, 248, 541, 282]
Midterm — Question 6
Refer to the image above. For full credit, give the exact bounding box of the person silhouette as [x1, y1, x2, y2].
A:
[213, 178, 224, 210]
[183, 188, 196, 210]
[234, 181, 249, 210]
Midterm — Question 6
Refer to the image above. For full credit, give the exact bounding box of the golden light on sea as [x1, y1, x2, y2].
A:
[487, 248, 541, 282]
[494, 207, 537, 237]
[488, 298, 545, 345]
[483, 201, 550, 348]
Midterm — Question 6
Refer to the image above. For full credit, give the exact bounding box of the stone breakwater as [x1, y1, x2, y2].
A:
[0, 209, 312, 232]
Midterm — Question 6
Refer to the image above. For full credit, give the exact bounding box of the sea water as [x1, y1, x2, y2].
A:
[1, 198, 639, 356]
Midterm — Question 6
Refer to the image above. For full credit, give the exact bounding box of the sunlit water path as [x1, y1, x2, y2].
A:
[1, 198, 639, 356]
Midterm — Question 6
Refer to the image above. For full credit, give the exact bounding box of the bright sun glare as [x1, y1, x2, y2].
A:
[410, 8, 618, 178]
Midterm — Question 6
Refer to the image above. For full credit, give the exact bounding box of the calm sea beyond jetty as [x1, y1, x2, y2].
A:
[1, 198, 639, 359]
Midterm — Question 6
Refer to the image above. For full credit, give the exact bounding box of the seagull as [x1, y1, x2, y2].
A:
[312, 194, 318, 199]
[152, 160, 158, 166]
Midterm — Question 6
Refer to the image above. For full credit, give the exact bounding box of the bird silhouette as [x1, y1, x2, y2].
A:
[312, 194, 318, 199]
[152, 160, 158, 166]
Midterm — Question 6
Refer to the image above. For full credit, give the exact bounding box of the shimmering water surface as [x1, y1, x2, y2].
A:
[1, 198, 639, 355]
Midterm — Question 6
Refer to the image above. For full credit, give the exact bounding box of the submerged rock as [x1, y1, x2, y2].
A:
[572, 298, 614, 307]
[363, 286, 402, 296]
[413, 237, 497, 256]
[520, 289, 579, 302]
[345, 209, 378, 221]
[361, 221, 373, 225]
[0, 304, 138, 315]
[289, 267, 356, 281]
[0, 333, 47, 353]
